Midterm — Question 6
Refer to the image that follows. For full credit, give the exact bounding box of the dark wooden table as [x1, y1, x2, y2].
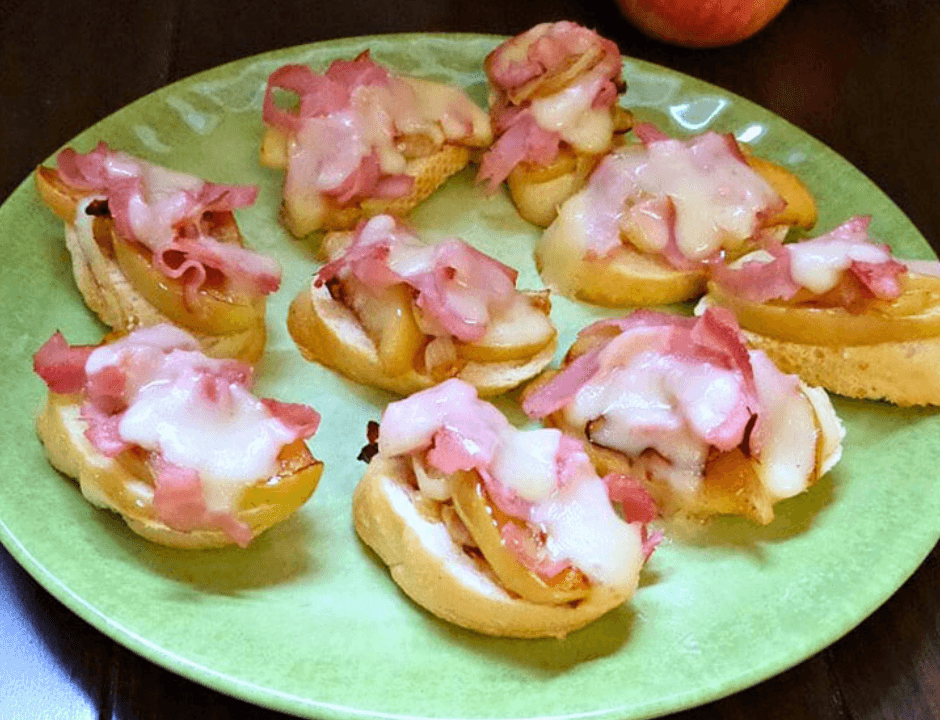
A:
[2, 1, 939, 718]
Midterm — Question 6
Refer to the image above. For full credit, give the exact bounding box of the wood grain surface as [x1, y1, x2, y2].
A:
[1, 0, 938, 718]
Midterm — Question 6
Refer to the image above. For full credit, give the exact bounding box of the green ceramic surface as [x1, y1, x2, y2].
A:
[1, 33, 938, 720]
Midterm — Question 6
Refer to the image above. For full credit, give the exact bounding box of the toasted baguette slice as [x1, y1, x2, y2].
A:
[535, 152, 817, 307]
[737, 329, 940, 406]
[353, 455, 633, 638]
[36, 166, 269, 364]
[287, 283, 556, 397]
[36, 393, 323, 549]
[261, 131, 473, 237]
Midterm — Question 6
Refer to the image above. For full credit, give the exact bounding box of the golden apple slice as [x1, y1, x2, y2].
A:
[35, 166, 84, 223]
[449, 470, 590, 604]
[112, 230, 265, 335]
[745, 154, 818, 231]
[456, 292, 556, 362]
[115, 439, 322, 525]
[347, 281, 425, 377]
[707, 276, 940, 345]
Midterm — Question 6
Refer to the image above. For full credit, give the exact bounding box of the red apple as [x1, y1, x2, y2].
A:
[615, 0, 793, 48]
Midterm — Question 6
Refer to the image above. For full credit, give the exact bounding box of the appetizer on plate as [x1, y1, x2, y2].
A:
[477, 21, 634, 227]
[32, 324, 323, 548]
[354, 378, 658, 638]
[535, 123, 817, 306]
[703, 216, 940, 405]
[260, 52, 492, 237]
[36, 143, 280, 363]
[287, 214, 558, 396]
[522, 308, 844, 524]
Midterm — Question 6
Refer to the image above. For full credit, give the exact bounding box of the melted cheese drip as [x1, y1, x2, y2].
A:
[530, 79, 614, 154]
[563, 349, 745, 497]
[530, 473, 643, 589]
[788, 239, 892, 294]
[554, 137, 780, 263]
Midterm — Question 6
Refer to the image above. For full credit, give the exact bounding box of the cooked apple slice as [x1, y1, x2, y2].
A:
[744, 155, 818, 231]
[448, 470, 590, 604]
[456, 292, 556, 362]
[346, 281, 425, 377]
[112, 230, 265, 334]
[706, 276, 940, 345]
[113, 437, 322, 529]
[35, 166, 84, 223]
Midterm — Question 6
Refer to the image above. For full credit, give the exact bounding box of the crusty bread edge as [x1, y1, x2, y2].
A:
[739, 330, 940, 407]
[35, 393, 321, 549]
[287, 283, 557, 397]
[353, 455, 633, 638]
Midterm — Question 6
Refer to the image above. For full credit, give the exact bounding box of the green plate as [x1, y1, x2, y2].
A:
[1, 33, 938, 720]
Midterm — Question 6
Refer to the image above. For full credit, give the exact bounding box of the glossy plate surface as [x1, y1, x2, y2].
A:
[1, 33, 938, 720]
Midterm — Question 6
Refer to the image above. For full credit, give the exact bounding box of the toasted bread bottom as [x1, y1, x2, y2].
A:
[353, 455, 633, 638]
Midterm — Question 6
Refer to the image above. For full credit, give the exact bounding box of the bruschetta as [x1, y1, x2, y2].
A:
[260, 52, 492, 237]
[32, 324, 323, 548]
[535, 123, 818, 306]
[287, 214, 557, 396]
[354, 378, 658, 638]
[702, 215, 940, 405]
[36, 143, 280, 363]
[477, 21, 633, 227]
[522, 307, 844, 524]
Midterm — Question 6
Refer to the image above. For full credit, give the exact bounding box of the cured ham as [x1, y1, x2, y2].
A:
[52, 143, 281, 301]
[710, 216, 918, 309]
[479, 21, 627, 190]
[316, 215, 518, 343]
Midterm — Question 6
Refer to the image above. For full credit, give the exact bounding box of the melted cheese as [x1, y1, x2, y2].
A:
[530, 79, 614, 154]
[530, 473, 643, 589]
[560, 135, 781, 262]
[788, 239, 892, 294]
[87, 326, 295, 513]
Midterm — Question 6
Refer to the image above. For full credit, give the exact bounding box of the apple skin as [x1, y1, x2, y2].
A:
[615, 0, 793, 48]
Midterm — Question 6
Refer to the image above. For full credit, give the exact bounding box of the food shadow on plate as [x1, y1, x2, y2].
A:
[424, 602, 637, 676]
[353, 537, 638, 675]
[85, 506, 322, 596]
[663, 470, 839, 559]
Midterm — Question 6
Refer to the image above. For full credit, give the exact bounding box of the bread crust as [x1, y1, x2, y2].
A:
[35, 393, 322, 549]
[287, 282, 557, 397]
[353, 455, 633, 638]
[739, 330, 940, 406]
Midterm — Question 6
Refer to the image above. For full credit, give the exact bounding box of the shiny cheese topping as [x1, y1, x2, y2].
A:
[788, 237, 893, 294]
[563, 347, 746, 496]
[554, 133, 782, 265]
[86, 325, 296, 512]
[529, 75, 616, 154]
